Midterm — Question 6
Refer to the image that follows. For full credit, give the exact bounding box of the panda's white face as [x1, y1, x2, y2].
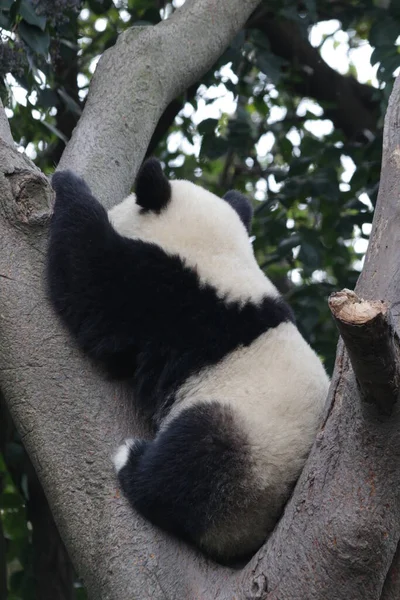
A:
[108, 178, 279, 304]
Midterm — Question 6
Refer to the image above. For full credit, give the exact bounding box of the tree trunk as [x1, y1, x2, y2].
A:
[1, 1, 400, 598]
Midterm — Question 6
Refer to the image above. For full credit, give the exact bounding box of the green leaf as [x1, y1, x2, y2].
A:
[20, 0, 46, 30]
[2, 508, 28, 540]
[378, 54, 400, 82]
[197, 118, 219, 136]
[370, 45, 396, 68]
[0, 9, 11, 29]
[200, 136, 228, 160]
[227, 120, 251, 150]
[310, 168, 340, 203]
[369, 17, 399, 48]
[277, 234, 302, 256]
[303, 0, 317, 19]
[88, 0, 113, 14]
[299, 240, 322, 269]
[255, 50, 287, 85]
[75, 587, 88, 600]
[0, 491, 23, 509]
[37, 88, 58, 109]
[18, 21, 50, 56]
[288, 157, 311, 176]
[0, 0, 14, 10]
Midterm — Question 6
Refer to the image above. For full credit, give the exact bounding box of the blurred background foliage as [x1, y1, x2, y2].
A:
[0, 0, 398, 597]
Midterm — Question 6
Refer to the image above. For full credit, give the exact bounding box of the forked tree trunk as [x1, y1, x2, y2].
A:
[1, 1, 400, 597]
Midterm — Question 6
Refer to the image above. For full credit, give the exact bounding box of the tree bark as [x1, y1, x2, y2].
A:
[1, 1, 400, 598]
[329, 290, 400, 415]
[0, 99, 14, 147]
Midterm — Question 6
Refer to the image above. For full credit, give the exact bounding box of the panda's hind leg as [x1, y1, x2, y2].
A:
[113, 401, 256, 562]
[113, 438, 148, 473]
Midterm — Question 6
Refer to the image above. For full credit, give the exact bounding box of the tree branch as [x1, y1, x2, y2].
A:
[58, 0, 262, 208]
[356, 71, 400, 600]
[329, 289, 400, 415]
[230, 73, 400, 599]
[145, 83, 198, 157]
[0, 99, 14, 147]
[2, 5, 400, 599]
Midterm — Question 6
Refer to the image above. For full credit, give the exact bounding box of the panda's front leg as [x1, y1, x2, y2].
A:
[47, 171, 140, 375]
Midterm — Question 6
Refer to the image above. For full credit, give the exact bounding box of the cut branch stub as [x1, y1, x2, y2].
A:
[329, 288, 400, 415]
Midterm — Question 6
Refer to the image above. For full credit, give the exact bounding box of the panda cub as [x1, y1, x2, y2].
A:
[47, 158, 329, 563]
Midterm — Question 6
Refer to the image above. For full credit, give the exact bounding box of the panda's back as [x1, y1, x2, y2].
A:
[164, 321, 328, 538]
[169, 320, 327, 428]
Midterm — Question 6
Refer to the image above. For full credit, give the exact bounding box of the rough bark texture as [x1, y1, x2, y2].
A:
[329, 289, 400, 414]
[0, 99, 14, 147]
[1, 1, 400, 597]
[242, 74, 400, 600]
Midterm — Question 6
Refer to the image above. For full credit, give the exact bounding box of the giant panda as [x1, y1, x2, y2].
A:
[47, 158, 329, 563]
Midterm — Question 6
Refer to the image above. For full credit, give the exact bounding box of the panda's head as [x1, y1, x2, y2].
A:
[134, 157, 252, 230]
[109, 158, 277, 302]
[110, 157, 252, 246]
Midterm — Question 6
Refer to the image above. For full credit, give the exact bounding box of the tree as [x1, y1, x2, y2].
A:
[1, 0, 400, 598]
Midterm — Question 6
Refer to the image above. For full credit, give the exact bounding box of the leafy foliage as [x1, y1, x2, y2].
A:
[1, 0, 399, 597]
[0, 419, 34, 600]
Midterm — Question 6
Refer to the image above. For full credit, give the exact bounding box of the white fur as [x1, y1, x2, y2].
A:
[108, 180, 278, 304]
[109, 176, 330, 556]
[163, 321, 329, 558]
[109, 178, 329, 490]
[165, 321, 329, 492]
[113, 438, 136, 473]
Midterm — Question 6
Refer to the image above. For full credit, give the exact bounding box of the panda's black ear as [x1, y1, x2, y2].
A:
[135, 158, 171, 212]
[223, 190, 253, 232]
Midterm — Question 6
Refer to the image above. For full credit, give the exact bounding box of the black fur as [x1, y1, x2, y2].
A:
[47, 170, 297, 561]
[223, 190, 253, 232]
[136, 157, 171, 212]
[48, 170, 294, 425]
[117, 402, 251, 556]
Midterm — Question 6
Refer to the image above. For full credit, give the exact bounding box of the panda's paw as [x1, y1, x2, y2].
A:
[112, 438, 137, 473]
